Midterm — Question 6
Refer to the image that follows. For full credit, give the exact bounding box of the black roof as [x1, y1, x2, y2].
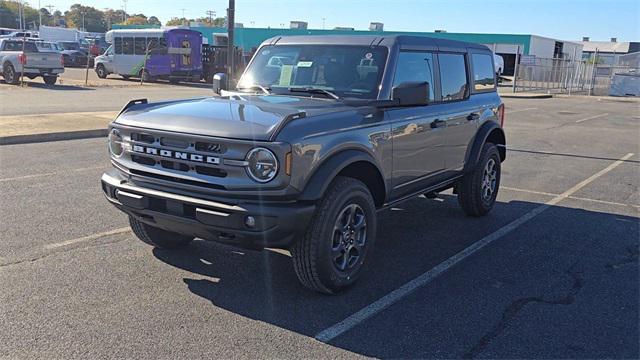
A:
[261, 34, 490, 52]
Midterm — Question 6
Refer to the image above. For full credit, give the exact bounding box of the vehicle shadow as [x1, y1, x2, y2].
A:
[152, 194, 639, 358]
[0, 79, 94, 90]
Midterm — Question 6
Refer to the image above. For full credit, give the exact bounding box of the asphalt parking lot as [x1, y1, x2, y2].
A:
[0, 93, 638, 358]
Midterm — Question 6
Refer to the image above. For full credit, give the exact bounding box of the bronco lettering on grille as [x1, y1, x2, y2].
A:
[132, 145, 220, 164]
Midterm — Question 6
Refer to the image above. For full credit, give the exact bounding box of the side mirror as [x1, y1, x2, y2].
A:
[391, 81, 429, 106]
[212, 72, 228, 94]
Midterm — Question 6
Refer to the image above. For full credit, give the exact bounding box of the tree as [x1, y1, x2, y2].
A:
[194, 16, 225, 27]
[166, 17, 191, 26]
[0, 0, 40, 29]
[64, 4, 106, 32]
[147, 16, 161, 26]
[123, 16, 147, 25]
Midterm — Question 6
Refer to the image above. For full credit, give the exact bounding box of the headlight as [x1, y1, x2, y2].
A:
[245, 147, 278, 183]
[108, 129, 124, 158]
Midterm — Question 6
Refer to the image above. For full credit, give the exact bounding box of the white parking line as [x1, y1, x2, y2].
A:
[0, 166, 107, 183]
[506, 107, 537, 114]
[44, 227, 131, 249]
[575, 113, 609, 123]
[502, 186, 640, 209]
[315, 152, 634, 343]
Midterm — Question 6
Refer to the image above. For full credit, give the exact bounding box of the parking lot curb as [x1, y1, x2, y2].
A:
[500, 93, 554, 99]
[0, 129, 107, 146]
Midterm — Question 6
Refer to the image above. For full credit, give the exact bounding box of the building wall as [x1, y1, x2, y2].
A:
[192, 27, 533, 54]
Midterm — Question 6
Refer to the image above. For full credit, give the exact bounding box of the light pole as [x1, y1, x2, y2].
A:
[322, 17, 326, 30]
[38, 0, 42, 28]
[81, 11, 85, 31]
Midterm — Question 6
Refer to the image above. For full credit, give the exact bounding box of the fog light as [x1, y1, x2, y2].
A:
[245, 216, 256, 228]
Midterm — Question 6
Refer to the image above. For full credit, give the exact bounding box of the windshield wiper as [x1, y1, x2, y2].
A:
[236, 84, 271, 94]
[288, 87, 340, 100]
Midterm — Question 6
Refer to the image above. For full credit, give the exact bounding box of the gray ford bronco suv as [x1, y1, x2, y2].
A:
[101, 35, 506, 294]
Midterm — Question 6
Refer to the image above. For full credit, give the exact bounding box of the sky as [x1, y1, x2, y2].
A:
[44, 0, 640, 41]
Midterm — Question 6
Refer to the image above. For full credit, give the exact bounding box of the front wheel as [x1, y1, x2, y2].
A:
[96, 64, 107, 79]
[457, 143, 501, 216]
[43, 75, 57, 85]
[291, 176, 377, 294]
[129, 216, 193, 249]
[3, 63, 18, 85]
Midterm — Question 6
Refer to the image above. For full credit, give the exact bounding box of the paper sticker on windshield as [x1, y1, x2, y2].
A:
[297, 61, 313, 68]
[364, 52, 373, 60]
[279, 65, 294, 86]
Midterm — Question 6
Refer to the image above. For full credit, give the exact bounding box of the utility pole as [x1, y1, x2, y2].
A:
[38, 0, 42, 28]
[122, 0, 128, 21]
[206, 10, 216, 24]
[81, 11, 85, 31]
[226, 0, 235, 82]
[322, 17, 326, 30]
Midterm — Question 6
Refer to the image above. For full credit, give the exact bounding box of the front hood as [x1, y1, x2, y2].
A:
[115, 95, 355, 141]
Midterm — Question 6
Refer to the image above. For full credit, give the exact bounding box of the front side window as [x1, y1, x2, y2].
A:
[471, 54, 495, 91]
[114, 37, 122, 54]
[438, 53, 468, 101]
[239, 45, 388, 99]
[393, 51, 435, 101]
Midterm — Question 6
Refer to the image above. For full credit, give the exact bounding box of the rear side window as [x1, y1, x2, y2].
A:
[438, 53, 468, 101]
[471, 54, 496, 91]
[3, 41, 38, 52]
[393, 51, 436, 101]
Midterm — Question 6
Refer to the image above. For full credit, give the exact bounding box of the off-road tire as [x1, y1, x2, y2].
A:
[129, 216, 193, 249]
[291, 176, 377, 294]
[457, 143, 501, 217]
[3, 63, 18, 85]
[43, 75, 57, 85]
[96, 64, 107, 79]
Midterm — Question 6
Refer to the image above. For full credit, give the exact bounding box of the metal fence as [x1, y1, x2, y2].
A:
[512, 57, 639, 96]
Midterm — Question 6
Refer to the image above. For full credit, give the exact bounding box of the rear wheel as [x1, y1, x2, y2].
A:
[96, 64, 107, 78]
[457, 143, 501, 216]
[129, 216, 193, 249]
[3, 63, 18, 85]
[291, 176, 377, 294]
[139, 69, 154, 82]
[43, 75, 57, 85]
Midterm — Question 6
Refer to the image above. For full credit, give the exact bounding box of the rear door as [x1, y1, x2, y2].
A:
[388, 50, 446, 197]
[433, 52, 479, 171]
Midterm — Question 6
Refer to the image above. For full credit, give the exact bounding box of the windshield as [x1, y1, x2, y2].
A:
[238, 45, 388, 99]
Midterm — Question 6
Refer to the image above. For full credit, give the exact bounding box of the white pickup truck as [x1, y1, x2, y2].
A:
[0, 39, 64, 85]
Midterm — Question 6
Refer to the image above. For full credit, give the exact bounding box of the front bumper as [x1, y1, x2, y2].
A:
[101, 170, 315, 250]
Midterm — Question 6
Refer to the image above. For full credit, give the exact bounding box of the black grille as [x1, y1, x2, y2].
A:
[161, 137, 190, 149]
[132, 155, 156, 166]
[195, 141, 226, 154]
[195, 166, 227, 177]
[131, 133, 155, 144]
[160, 160, 190, 172]
[130, 169, 226, 190]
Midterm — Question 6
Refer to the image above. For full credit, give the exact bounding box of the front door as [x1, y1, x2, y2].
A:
[389, 51, 446, 198]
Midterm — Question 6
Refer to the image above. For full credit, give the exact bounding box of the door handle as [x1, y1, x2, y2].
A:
[431, 119, 446, 129]
[467, 113, 480, 121]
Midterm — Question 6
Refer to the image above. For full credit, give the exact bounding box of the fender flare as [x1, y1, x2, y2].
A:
[463, 121, 506, 173]
[299, 149, 385, 202]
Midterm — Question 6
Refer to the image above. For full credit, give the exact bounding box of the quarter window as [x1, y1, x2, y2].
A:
[393, 51, 435, 101]
[438, 53, 468, 101]
[471, 54, 496, 91]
